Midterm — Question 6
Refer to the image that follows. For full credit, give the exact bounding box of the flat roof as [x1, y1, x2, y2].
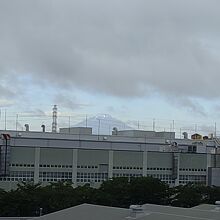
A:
[34, 203, 220, 220]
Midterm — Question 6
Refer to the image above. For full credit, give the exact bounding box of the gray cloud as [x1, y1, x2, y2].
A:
[0, 74, 18, 106]
[0, 85, 15, 98]
[0, 99, 14, 107]
[1, 0, 220, 102]
[54, 94, 88, 110]
[21, 109, 46, 117]
[106, 106, 116, 113]
[169, 96, 207, 117]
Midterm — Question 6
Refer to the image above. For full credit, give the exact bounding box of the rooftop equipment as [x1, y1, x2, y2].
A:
[203, 136, 209, 140]
[41, 125, 45, 132]
[112, 127, 118, 135]
[182, 132, 188, 139]
[24, 124, 29, 132]
[215, 201, 220, 211]
[209, 133, 214, 139]
[129, 205, 145, 218]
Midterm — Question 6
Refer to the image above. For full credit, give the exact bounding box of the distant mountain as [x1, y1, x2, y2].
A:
[74, 114, 132, 135]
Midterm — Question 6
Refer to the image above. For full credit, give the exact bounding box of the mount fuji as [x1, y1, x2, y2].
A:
[74, 114, 132, 135]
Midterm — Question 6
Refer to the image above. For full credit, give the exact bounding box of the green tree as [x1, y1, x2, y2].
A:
[39, 181, 76, 214]
[74, 184, 98, 204]
[129, 177, 170, 205]
[1, 178, 219, 217]
[0, 182, 42, 217]
[99, 177, 131, 207]
[170, 184, 207, 208]
[206, 186, 220, 204]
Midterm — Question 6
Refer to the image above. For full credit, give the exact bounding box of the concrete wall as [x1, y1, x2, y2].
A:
[78, 149, 109, 165]
[40, 148, 73, 165]
[179, 153, 207, 169]
[208, 167, 220, 186]
[60, 127, 92, 135]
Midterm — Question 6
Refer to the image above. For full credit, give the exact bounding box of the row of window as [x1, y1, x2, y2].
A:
[77, 172, 107, 178]
[10, 171, 34, 177]
[179, 180, 206, 184]
[179, 175, 206, 181]
[0, 177, 34, 182]
[10, 164, 34, 167]
[76, 179, 104, 183]
[112, 173, 175, 185]
[0, 174, 207, 186]
[147, 167, 172, 171]
[76, 172, 108, 183]
[0, 171, 34, 182]
[40, 178, 71, 182]
[162, 180, 175, 184]
[0, 177, 205, 185]
[147, 174, 173, 180]
[10, 163, 73, 169]
[39, 164, 72, 168]
[113, 173, 142, 177]
[113, 167, 173, 171]
[113, 166, 143, 170]
[179, 168, 206, 172]
[39, 164, 99, 169]
[8, 164, 207, 173]
[38, 172, 110, 183]
[39, 172, 72, 179]
[146, 174, 175, 184]
[77, 165, 98, 169]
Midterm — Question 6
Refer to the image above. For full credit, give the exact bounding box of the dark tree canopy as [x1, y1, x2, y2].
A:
[0, 178, 219, 217]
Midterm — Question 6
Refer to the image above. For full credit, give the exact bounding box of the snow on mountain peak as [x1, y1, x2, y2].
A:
[74, 113, 132, 135]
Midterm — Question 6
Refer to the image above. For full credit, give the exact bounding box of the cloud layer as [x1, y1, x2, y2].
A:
[1, 0, 220, 100]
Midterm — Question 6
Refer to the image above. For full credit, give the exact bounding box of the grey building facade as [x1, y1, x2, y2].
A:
[0, 129, 219, 190]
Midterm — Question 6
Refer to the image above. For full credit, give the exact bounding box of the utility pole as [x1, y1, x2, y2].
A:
[214, 122, 217, 138]
[195, 124, 197, 133]
[15, 114, 18, 131]
[4, 109, 7, 130]
[85, 115, 88, 127]
[68, 116, 71, 134]
[97, 119, 101, 140]
[153, 118, 155, 131]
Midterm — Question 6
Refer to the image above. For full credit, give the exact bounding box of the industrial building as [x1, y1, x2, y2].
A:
[0, 125, 220, 190]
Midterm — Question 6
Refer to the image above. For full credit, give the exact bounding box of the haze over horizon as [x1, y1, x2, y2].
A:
[1, 0, 220, 134]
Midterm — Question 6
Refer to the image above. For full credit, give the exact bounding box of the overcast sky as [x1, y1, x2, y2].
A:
[1, 0, 220, 134]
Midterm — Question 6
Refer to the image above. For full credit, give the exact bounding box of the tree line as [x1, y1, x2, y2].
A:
[0, 177, 220, 217]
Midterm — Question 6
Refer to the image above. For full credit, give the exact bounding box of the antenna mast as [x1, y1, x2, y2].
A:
[52, 105, 58, 133]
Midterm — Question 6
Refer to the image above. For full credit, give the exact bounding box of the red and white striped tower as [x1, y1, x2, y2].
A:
[52, 105, 57, 133]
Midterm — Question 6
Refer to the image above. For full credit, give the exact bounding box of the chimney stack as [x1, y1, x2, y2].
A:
[24, 124, 29, 132]
[41, 125, 46, 132]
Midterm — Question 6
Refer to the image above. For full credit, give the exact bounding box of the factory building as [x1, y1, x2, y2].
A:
[0, 127, 220, 190]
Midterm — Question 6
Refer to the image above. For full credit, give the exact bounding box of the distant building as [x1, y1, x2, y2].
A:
[0, 128, 220, 190]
